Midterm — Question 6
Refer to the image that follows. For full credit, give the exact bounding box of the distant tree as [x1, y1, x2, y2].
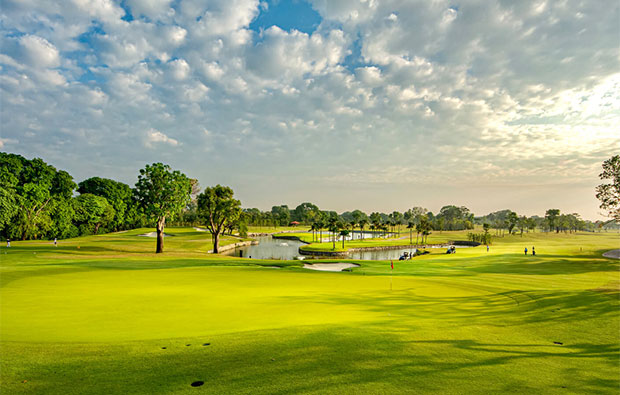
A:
[73, 194, 115, 235]
[358, 217, 368, 240]
[410, 207, 428, 224]
[135, 163, 192, 253]
[271, 205, 291, 226]
[369, 212, 382, 237]
[437, 217, 445, 233]
[391, 211, 403, 233]
[327, 216, 340, 250]
[310, 221, 319, 242]
[407, 221, 415, 244]
[595, 155, 620, 221]
[517, 215, 527, 236]
[293, 202, 319, 224]
[418, 216, 432, 244]
[339, 229, 350, 248]
[436, 205, 474, 231]
[507, 211, 518, 234]
[526, 217, 537, 233]
[197, 185, 242, 254]
[545, 209, 561, 233]
[315, 216, 325, 243]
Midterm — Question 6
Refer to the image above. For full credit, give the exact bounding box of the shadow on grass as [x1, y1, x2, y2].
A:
[281, 286, 619, 328]
[2, 326, 618, 394]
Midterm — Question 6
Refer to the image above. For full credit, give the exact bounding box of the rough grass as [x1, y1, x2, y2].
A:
[1, 229, 619, 394]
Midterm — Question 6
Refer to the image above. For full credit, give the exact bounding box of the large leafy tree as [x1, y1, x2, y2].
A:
[292, 202, 319, 224]
[596, 155, 620, 221]
[0, 153, 76, 240]
[78, 177, 135, 231]
[271, 205, 291, 226]
[545, 209, 561, 233]
[73, 194, 115, 235]
[135, 163, 192, 253]
[0, 187, 18, 233]
[197, 185, 242, 253]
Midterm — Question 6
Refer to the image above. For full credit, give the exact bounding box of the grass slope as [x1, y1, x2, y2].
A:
[1, 229, 619, 394]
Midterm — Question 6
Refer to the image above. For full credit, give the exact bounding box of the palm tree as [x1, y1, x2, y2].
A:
[329, 223, 339, 250]
[407, 221, 415, 244]
[316, 219, 324, 243]
[310, 222, 319, 242]
[348, 219, 356, 240]
[358, 218, 368, 240]
[339, 229, 350, 248]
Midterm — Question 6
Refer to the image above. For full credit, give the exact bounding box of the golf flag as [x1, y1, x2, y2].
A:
[391, 260, 393, 270]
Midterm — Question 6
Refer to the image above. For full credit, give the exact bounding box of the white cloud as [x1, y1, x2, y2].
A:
[144, 128, 179, 147]
[126, 0, 174, 20]
[19, 35, 60, 68]
[168, 58, 190, 80]
[0, 137, 19, 148]
[0, 0, 618, 218]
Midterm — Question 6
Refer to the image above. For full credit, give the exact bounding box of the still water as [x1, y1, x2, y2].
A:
[224, 236, 307, 260]
[225, 234, 470, 261]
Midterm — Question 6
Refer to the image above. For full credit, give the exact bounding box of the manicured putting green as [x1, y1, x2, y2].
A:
[1, 229, 618, 394]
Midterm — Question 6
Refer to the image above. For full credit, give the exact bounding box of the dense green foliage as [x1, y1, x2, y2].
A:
[135, 163, 192, 253]
[596, 155, 620, 221]
[0, 153, 608, 245]
[197, 185, 242, 253]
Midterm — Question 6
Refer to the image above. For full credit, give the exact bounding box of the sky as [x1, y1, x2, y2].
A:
[1, 0, 618, 220]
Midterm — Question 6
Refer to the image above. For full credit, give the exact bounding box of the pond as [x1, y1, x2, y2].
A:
[224, 235, 472, 261]
[223, 236, 307, 260]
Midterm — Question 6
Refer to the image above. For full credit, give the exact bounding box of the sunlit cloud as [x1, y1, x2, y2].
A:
[0, 0, 618, 218]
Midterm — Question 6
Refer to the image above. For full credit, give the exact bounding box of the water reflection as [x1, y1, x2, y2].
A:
[225, 234, 470, 261]
[224, 236, 307, 260]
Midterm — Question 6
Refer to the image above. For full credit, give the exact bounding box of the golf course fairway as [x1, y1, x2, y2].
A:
[1, 229, 619, 394]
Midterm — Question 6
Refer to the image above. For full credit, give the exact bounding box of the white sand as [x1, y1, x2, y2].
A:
[137, 232, 173, 237]
[303, 263, 360, 272]
[602, 249, 620, 259]
[194, 227, 208, 232]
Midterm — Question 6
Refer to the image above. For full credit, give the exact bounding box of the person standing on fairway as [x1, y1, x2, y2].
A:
[486, 245, 489, 252]
[532, 246, 536, 256]
[54, 238, 57, 247]
[6, 238, 10, 248]
[524, 247, 528, 255]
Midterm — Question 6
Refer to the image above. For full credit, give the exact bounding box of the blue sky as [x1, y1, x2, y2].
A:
[1, 0, 618, 219]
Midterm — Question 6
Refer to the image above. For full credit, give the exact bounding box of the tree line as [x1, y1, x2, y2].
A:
[0, 154, 242, 253]
[2, 152, 615, 253]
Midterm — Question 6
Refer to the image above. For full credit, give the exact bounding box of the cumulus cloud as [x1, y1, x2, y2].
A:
[144, 128, 179, 148]
[0, 0, 618, 218]
[18, 35, 60, 68]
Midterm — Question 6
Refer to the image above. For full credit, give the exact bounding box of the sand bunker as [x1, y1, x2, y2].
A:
[194, 227, 209, 232]
[303, 263, 360, 272]
[603, 249, 620, 260]
[137, 232, 173, 237]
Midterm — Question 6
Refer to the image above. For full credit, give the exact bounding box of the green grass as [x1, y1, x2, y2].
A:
[1, 228, 619, 394]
